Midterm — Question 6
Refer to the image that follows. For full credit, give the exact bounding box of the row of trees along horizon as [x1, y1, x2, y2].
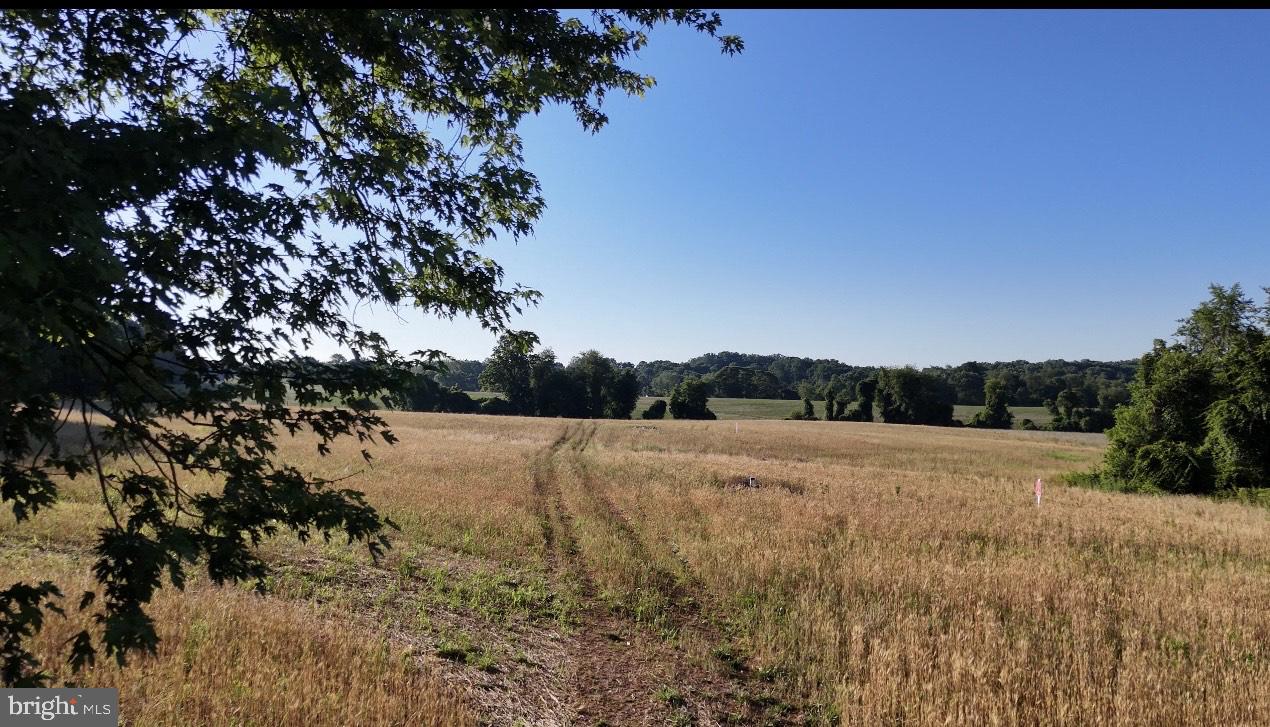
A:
[373, 345, 1136, 434]
[373, 286, 1267, 444]
[434, 351, 1137, 408]
[377, 284, 1268, 500]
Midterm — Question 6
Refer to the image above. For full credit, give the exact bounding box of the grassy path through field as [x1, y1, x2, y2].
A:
[527, 420, 804, 725]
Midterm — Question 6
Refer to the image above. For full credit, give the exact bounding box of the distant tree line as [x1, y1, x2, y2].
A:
[787, 368, 955, 425]
[632, 354, 1135, 410]
[772, 363, 1121, 433]
[384, 286, 1270, 497]
[430, 353, 1135, 409]
[382, 333, 640, 420]
[412, 349, 1135, 431]
[700, 365, 791, 399]
[432, 359, 484, 391]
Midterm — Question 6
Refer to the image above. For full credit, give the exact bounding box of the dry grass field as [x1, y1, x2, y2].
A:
[2, 413, 1267, 725]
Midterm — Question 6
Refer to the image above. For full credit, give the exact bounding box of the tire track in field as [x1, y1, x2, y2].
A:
[562, 424, 712, 628]
[571, 456, 692, 619]
[528, 421, 804, 725]
[532, 421, 594, 589]
[569, 420, 598, 452]
[531, 423, 575, 577]
[532, 422, 682, 725]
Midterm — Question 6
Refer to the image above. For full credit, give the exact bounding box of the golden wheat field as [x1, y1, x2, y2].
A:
[1, 412, 1267, 726]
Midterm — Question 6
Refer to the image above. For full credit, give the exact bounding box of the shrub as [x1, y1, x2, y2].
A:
[641, 399, 667, 419]
[833, 398, 849, 420]
[967, 378, 1013, 429]
[841, 379, 876, 422]
[479, 396, 516, 416]
[801, 398, 817, 421]
[439, 387, 479, 413]
[669, 378, 715, 420]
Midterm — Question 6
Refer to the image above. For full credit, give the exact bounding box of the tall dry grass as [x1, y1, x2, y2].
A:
[0, 549, 473, 726]
[1, 412, 1266, 724]
[585, 420, 1267, 724]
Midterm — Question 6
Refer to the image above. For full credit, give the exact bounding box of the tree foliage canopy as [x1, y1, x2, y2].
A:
[631, 352, 1133, 409]
[703, 365, 789, 399]
[844, 377, 877, 422]
[0, 8, 737, 685]
[876, 368, 955, 426]
[466, 335, 640, 420]
[669, 378, 715, 420]
[1104, 285, 1269, 494]
[478, 332, 540, 415]
[968, 377, 1013, 429]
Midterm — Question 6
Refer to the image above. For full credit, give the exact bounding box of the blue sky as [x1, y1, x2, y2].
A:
[329, 10, 1270, 367]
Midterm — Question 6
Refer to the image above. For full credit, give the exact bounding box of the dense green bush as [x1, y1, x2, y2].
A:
[1043, 387, 1117, 432]
[388, 372, 445, 412]
[641, 399, 667, 419]
[479, 396, 517, 416]
[387, 371, 478, 413]
[1203, 336, 1270, 490]
[876, 368, 954, 426]
[833, 398, 849, 420]
[440, 387, 479, 413]
[843, 378, 876, 422]
[669, 378, 715, 420]
[821, 381, 841, 421]
[1103, 285, 1268, 494]
[796, 382, 818, 421]
[967, 378, 1013, 429]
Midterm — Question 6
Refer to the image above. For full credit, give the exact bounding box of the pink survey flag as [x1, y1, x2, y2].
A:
[1034, 477, 1044, 506]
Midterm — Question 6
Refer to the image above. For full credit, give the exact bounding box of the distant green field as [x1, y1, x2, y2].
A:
[636, 397, 1052, 425]
[636, 396, 794, 420]
[470, 391, 1053, 426]
[957, 404, 1052, 426]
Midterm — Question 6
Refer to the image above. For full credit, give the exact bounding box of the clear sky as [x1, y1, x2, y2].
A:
[323, 10, 1270, 367]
